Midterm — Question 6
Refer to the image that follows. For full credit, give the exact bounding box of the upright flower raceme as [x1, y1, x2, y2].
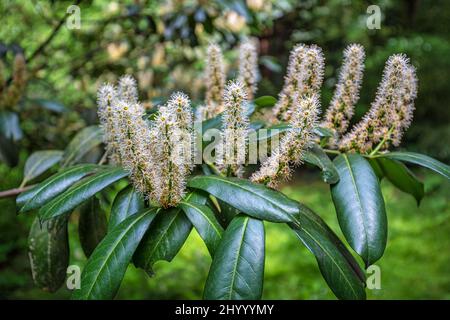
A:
[0, 53, 27, 110]
[205, 44, 226, 118]
[166, 92, 195, 171]
[97, 76, 194, 208]
[390, 64, 417, 147]
[339, 54, 417, 153]
[238, 39, 259, 100]
[118, 74, 139, 104]
[114, 99, 156, 198]
[97, 84, 121, 165]
[272, 44, 324, 122]
[252, 94, 320, 188]
[272, 44, 307, 122]
[150, 95, 194, 207]
[219, 80, 250, 177]
[322, 44, 365, 146]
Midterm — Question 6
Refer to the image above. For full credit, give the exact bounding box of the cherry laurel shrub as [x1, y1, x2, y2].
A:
[16, 42, 450, 300]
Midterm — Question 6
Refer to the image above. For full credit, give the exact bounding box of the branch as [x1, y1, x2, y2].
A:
[26, 0, 83, 64]
[0, 185, 34, 199]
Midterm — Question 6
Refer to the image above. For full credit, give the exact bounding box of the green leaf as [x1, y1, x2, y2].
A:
[0, 111, 23, 141]
[60, 125, 103, 167]
[108, 185, 144, 232]
[188, 176, 298, 223]
[133, 206, 192, 274]
[304, 144, 340, 184]
[254, 96, 277, 109]
[256, 124, 290, 143]
[72, 208, 157, 300]
[78, 197, 108, 258]
[216, 199, 240, 227]
[32, 99, 68, 113]
[180, 199, 224, 257]
[376, 158, 424, 205]
[377, 151, 450, 180]
[204, 215, 265, 300]
[314, 127, 334, 138]
[39, 167, 127, 221]
[367, 158, 384, 180]
[28, 216, 69, 293]
[289, 204, 366, 300]
[17, 164, 100, 213]
[21, 150, 63, 186]
[331, 154, 387, 266]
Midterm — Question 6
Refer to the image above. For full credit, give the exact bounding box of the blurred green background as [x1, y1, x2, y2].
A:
[0, 0, 449, 299]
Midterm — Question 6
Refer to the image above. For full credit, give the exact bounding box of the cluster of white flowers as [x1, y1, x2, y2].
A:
[322, 44, 365, 147]
[272, 44, 324, 122]
[97, 75, 194, 208]
[0, 53, 27, 110]
[218, 80, 250, 177]
[238, 39, 259, 100]
[252, 94, 320, 188]
[205, 44, 226, 118]
[339, 54, 417, 153]
[200, 40, 259, 121]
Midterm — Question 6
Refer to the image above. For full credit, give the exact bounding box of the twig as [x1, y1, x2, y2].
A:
[0, 185, 35, 199]
[369, 127, 394, 156]
[323, 149, 341, 155]
[98, 152, 108, 165]
[26, 0, 83, 64]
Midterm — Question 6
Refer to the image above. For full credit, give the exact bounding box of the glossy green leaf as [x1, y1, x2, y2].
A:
[32, 99, 68, 113]
[72, 208, 158, 300]
[377, 151, 450, 180]
[304, 144, 340, 184]
[60, 125, 103, 167]
[180, 199, 224, 257]
[78, 197, 108, 258]
[254, 96, 277, 109]
[314, 127, 334, 138]
[39, 167, 127, 221]
[367, 158, 384, 180]
[256, 124, 290, 143]
[216, 199, 240, 228]
[17, 164, 100, 213]
[377, 158, 424, 205]
[108, 185, 144, 232]
[133, 206, 192, 275]
[188, 175, 298, 223]
[21, 150, 63, 186]
[331, 154, 387, 266]
[28, 216, 69, 293]
[204, 215, 265, 300]
[289, 204, 366, 300]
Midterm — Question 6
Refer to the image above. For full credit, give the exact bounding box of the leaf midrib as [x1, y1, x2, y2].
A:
[180, 201, 222, 238]
[40, 168, 125, 218]
[21, 165, 97, 210]
[81, 210, 153, 299]
[227, 216, 249, 300]
[342, 154, 370, 263]
[193, 176, 295, 218]
[299, 227, 360, 299]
